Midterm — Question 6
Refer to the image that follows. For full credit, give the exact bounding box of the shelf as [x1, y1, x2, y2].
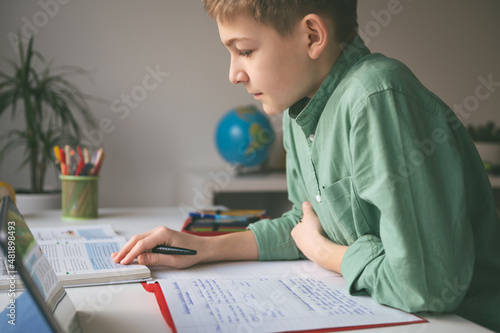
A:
[214, 172, 287, 193]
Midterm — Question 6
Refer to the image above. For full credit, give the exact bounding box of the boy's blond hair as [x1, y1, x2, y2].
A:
[202, 0, 358, 43]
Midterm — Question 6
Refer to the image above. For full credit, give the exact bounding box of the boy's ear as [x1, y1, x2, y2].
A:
[300, 14, 330, 60]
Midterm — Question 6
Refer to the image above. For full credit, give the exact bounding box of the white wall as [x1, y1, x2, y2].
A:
[1, 0, 499, 208]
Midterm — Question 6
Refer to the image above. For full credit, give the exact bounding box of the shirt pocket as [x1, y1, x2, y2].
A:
[320, 177, 371, 246]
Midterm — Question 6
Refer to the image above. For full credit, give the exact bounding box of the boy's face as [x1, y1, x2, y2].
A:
[217, 12, 322, 115]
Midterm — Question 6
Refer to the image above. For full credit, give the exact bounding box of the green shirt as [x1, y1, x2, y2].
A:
[247, 35, 500, 331]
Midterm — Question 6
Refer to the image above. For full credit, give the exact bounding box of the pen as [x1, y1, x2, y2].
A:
[53, 146, 61, 172]
[83, 147, 89, 164]
[59, 147, 67, 175]
[91, 151, 105, 175]
[70, 149, 77, 175]
[152, 245, 197, 255]
[65, 145, 71, 173]
[90, 148, 104, 175]
[53, 146, 61, 162]
[75, 146, 85, 176]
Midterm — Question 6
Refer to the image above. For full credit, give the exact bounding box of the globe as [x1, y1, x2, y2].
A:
[215, 105, 275, 167]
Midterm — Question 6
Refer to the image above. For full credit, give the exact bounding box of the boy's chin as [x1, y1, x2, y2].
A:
[262, 103, 287, 116]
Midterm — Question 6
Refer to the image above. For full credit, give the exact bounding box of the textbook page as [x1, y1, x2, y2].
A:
[28, 224, 151, 287]
[156, 260, 424, 333]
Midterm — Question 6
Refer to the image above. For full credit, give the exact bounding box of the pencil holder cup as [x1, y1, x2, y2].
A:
[60, 175, 99, 220]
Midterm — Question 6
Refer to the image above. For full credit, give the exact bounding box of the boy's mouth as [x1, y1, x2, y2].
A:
[253, 93, 263, 99]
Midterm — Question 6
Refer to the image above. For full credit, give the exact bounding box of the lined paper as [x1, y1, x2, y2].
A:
[155, 261, 423, 333]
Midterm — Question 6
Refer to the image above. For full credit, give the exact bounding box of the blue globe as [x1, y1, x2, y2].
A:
[215, 105, 275, 167]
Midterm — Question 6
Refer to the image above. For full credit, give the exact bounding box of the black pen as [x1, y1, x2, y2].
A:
[152, 245, 197, 255]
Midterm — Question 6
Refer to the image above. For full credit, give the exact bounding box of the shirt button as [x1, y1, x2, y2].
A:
[315, 195, 322, 203]
[309, 133, 315, 141]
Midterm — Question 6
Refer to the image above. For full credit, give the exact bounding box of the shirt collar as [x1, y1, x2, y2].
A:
[288, 35, 371, 136]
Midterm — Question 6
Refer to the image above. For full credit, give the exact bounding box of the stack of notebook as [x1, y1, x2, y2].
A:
[182, 209, 267, 236]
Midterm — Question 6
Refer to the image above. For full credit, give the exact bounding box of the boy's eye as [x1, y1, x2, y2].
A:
[239, 50, 253, 57]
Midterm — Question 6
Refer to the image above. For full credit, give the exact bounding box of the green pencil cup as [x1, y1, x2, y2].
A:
[60, 175, 99, 220]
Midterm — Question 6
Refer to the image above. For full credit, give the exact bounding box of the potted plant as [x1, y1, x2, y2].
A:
[467, 121, 500, 173]
[0, 36, 97, 213]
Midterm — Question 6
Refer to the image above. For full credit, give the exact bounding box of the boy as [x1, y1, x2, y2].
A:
[113, 1, 500, 330]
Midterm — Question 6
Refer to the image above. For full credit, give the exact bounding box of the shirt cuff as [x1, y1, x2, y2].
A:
[247, 218, 303, 261]
[340, 234, 384, 295]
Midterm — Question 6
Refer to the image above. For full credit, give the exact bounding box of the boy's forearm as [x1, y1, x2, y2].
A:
[202, 230, 259, 263]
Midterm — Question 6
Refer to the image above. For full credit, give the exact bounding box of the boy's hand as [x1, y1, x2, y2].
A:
[291, 201, 348, 274]
[291, 201, 328, 257]
[111, 226, 207, 269]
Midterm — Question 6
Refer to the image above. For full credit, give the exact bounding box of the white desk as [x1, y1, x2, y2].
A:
[0, 207, 493, 333]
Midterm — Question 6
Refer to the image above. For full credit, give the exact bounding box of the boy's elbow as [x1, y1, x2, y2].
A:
[369, 266, 471, 314]
[422, 281, 469, 313]
[383, 278, 469, 314]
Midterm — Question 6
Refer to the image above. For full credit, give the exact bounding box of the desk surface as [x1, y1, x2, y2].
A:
[1, 207, 493, 333]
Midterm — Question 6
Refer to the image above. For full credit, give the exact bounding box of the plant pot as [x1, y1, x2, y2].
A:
[474, 142, 500, 167]
[15, 191, 62, 216]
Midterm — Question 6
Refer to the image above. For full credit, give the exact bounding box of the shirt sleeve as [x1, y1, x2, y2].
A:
[247, 113, 307, 261]
[340, 89, 475, 313]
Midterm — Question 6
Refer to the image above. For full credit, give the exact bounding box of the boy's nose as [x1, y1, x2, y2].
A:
[229, 63, 249, 84]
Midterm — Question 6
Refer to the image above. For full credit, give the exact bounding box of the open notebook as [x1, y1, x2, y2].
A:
[146, 259, 427, 332]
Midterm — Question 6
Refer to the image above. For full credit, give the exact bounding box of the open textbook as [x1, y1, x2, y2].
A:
[149, 260, 426, 333]
[1, 224, 151, 290]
